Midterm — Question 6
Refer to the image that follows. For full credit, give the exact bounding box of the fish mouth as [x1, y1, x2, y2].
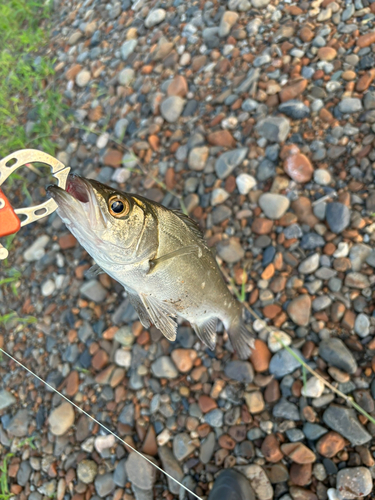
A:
[47, 174, 105, 234]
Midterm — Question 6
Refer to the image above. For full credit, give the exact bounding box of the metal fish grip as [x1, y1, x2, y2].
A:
[0, 149, 70, 260]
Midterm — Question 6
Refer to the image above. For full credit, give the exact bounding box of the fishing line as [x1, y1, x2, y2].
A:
[0, 347, 203, 500]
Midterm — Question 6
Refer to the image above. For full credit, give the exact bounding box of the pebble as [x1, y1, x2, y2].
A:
[158, 446, 183, 495]
[338, 98, 362, 114]
[23, 235, 49, 261]
[173, 433, 195, 461]
[236, 464, 273, 500]
[319, 338, 357, 374]
[77, 460, 98, 484]
[236, 173, 256, 194]
[314, 169, 331, 185]
[256, 116, 290, 143]
[160, 96, 185, 123]
[0, 390, 16, 410]
[80, 280, 107, 303]
[299, 253, 320, 274]
[301, 377, 325, 398]
[323, 406, 371, 446]
[287, 295, 311, 326]
[217, 238, 245, 263]
[284, 154, 314, 183]
[215, 148, 248, 179]
[224, 360, 254, 383]
[354, 313, 370, 338]
[336, 467, 373, 499]
[258, 193, 290, 220]
[269, 348, 303, 378]
[145, 9, 166, 28]
[76, 70, 91, 87]
[125, 452, 156, 490]
[151, 356, 178, 379]
[121, 39, 137, 60]
[219, 11, 239, 37]
[49, 402, 75, 436]
[325, 203, 350, 234]
[118, 68, 135, 86]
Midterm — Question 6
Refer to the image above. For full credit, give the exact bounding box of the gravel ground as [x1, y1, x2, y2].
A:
[1, 0, 375, 499]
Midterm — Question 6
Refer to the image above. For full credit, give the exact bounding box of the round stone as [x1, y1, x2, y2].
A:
[336, 467, 373, 499]
[77, 460, 98, 484]
[236, 173, 256, 194]
[259, 193, 290, 220]
[49, 402, 75, 436]
[76, 70, 91, 87]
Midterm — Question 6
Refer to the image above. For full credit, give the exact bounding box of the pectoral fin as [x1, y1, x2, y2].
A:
[85, 263, 104, 279]
[147, 245, 198, 275]
[193, 318, 218, 351]
[140, 293, 178, 341]
[126, 289, 151, 329]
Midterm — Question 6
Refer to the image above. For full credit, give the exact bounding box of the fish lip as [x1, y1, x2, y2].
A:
[47, 174, 105, 230]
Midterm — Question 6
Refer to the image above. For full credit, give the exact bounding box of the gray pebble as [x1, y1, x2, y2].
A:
[80, 280, 107, 303]
[323, 405, 371, 446]
[326, 202, 350, 234]
[173, 433, 195, 461]
[160, 96, 185, 123]
[215, 148, 248, 179]
[336, 467, 373, 499]
[224, 360, 254, 383]
[256, 116, 290, 143]
[319, 338, 357, 374]
[151, 356, 178, 379]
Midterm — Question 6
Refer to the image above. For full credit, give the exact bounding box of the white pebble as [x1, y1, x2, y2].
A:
[23, 235, 50, 262]
[114, 349, 132, 368]
[314, 169, 331, 186]
[301, 377, 325, 398]
[236, 173, 256, 194]
[268, 330, 291, 353]
[42, 279, 55, 297]
[94, 434, 116, 454]
[333, 241, 349, 258]
[211, 188, 230, 206]
[157, 428, 171, 446]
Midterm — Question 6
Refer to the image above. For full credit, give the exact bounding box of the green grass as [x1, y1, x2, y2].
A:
[0, 453, 14, 500]
[0, 0, 65, 158]
[0, 312, 37, 325]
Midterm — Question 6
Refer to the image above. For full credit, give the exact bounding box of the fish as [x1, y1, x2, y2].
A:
[48, 174, 255, 359]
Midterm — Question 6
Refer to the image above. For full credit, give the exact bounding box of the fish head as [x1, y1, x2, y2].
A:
[48, 174, 157, 266]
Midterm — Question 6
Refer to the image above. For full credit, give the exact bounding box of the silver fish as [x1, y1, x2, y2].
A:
[48, 174, 254, 358]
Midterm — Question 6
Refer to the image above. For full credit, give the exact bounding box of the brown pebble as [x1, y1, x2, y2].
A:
[265, 379, 280, 403]
[279, 79, 308, 102]
[92, 349, 109, 371]
[357, 31, 375, 48]
[218, 434, 236, 450]
[316, 431, 346, 458]
[317, 47, 337, 61]
[281, 443, 316, 464]
[171, 349, 197, 373]
[58, 233, 77, 249]
[284, 154, 314, 183]
[167, 75, 188, 97]
[103, 149, 122, 168]
[249, 339, 271, 372]
[290, 463, 312, 486]
[198, 395, 217, 413]
[207, 130, 236, 148]
[252, 218, 273, 234]
[261, 434, 284, 463]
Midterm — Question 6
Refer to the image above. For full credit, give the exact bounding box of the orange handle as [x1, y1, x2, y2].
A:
[0, 188, 21, 237]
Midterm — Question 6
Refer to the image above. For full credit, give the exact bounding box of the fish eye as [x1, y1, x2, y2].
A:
[108, 196, 129, 218]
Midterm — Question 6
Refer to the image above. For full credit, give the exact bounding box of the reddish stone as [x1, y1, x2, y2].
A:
[284, 153, 314, 183]
[218, 434, 236, 450]
[290, 463, 312, 486]
[103, 149, 122, 168]
[317, 47, 337, 61]
[167, 75, 188, 97]
[299, 27, 314, 42]
[66, 64, 82, 80]
[279, 79, 308, 102]
[141, 425, 158, 456]
[65, 371, 79, 397]
[291, 197, 318, 227]
[198, 395, 217, 413]
[207, 130, 236, 148]
[92, 349, 109, 371]
[319, 108, 334, 123]
[317, 432, 346, 458]
[357, 31, 375, 48]
[249, 339, 271, 372]
[263, 304, 282, 319]
[261, 434, 284, 463]
[59, 233, 77, 249]
[171, 349, 197, 373]
[356, 69, 375, 92]
[265, 379, 280, 403]
[251, 218, 273, 234]
[281, 443, 316, 464]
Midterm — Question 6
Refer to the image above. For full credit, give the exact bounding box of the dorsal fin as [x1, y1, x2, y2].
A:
[172, 210, 205, 241]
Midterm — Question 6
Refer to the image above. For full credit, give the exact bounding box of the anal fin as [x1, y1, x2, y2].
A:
[193, 318, 217, 351]
[140, 293, 178, 341]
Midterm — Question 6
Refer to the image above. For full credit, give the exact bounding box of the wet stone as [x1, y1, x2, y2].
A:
[95, 473, 115, 497]
[323, 406, 371, 446]
[224, 360, 254, 383]
[78, 460, 98, 484]
[125, 452, 156, 490]
[336, 467, 373, 499]
[269, 348, 303, 378]
[319, 338, 357, 374]
[7, 409, 29, 437]
[325, 203, 350, 234]
[256, 116, 290, 142]
[173, 432, 195, 461]
[151, 356, 178, 379]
